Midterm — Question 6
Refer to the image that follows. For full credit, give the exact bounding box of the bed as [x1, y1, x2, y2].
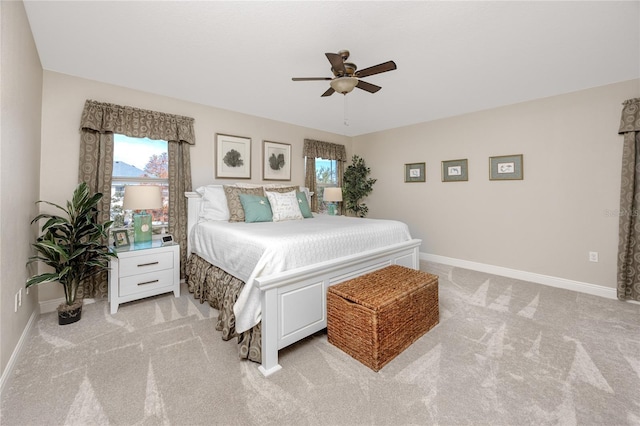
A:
[185, 186, 422, 376]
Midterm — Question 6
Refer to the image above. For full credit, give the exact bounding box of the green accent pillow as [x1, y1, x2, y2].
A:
[296, 191, 313, 218]
[239, 194, 273, 223]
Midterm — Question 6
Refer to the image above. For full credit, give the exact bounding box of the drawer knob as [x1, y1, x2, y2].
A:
[138, 279, 160, 286]
[137, 261, 159, 267]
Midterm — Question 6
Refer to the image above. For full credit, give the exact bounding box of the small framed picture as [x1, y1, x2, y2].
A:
[215, 134, 251, 179]
[490, 154, 523, 180]
[112, 230, 130, 248]
[404, 162, 425, 182]
[442, 159, 468, 182]
[263, 140, 291, 181]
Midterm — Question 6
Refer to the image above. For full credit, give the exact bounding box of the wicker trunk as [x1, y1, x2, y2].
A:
[327, 265, 439, 371]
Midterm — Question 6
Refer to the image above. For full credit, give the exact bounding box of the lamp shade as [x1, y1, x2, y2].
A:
[330, 77, 358, 95]
[123, 185, 162, 211]
[323, 187, 343, 202]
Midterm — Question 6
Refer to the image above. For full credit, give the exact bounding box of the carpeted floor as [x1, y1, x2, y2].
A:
[2, 261, 640, 425]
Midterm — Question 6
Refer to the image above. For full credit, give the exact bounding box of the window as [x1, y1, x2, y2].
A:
[314, 158, 338, 213]
[111, 135, 169, 233]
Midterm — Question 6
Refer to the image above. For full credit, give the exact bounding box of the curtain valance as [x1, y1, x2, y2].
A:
[303, 139, 347, 161]
[80, 100, 196, 145]
[619, 98, 640, 134]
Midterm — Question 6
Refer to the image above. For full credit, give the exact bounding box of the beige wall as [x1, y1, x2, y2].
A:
[354, 79, 640, 288]
[38, 71, 352, 302]
[1, 1, 43, 377]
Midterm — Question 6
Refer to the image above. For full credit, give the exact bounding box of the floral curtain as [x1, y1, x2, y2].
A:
[303, 139, 347, 212]
[617, 97, 640, 301]
[78, 100, 195, 298]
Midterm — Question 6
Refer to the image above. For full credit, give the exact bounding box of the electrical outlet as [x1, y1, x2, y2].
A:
[589, 251, 599, 262]
[18, 289, 22, 307]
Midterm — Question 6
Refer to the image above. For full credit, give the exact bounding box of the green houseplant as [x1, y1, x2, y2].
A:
[26, 182, 116, 325]
[342, 155, 377, 217]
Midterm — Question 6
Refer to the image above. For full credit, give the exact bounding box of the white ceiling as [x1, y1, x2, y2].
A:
[23, 1, 640, 137]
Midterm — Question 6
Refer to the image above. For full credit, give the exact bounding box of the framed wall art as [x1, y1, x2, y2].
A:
[262, 140, 291, 181]
[442, 159, 468, 182]
[215, 134, 251, 179]
[489, 154, 523, 180]
[404, 162, 426, 183]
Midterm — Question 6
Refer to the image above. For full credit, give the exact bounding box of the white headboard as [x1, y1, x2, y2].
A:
[185, 191, 203, 256]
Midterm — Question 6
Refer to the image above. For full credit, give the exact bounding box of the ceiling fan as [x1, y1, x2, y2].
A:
[292, 50, 397, 97]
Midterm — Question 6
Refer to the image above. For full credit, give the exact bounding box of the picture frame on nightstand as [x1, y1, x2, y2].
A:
[112, 229, 130, 248]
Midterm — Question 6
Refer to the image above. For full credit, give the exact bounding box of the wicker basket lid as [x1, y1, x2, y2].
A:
[328, 265, 438, 311]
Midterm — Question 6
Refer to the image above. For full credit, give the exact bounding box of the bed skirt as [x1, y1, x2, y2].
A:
[185, 254, 262, 363]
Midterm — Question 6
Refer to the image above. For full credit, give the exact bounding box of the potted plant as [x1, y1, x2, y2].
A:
[26, 182, 116, 325]
[343, 155, 377, 217]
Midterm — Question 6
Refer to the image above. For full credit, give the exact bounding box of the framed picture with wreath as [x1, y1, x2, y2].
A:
[215, 134, 251, 179]
[112, 229, 130, 248]
[262, 140, 291, 181]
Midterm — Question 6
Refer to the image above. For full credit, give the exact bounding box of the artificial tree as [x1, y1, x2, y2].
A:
[26, 182, 115, 324]
[342, 155, 377, 217]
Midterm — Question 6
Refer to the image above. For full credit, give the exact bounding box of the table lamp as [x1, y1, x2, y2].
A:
[123, 185, 162, 244]
[323, 187, 342, 216]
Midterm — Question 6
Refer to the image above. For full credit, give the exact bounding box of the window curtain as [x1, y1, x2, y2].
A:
[617, 97, 640, 301]
[78, 99, 195, 298]
[303, 139, 347, 212]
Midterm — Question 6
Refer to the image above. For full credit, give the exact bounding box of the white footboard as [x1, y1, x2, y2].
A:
[255, 238, 422, 377]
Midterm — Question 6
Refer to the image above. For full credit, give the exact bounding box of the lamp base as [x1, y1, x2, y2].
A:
[328, 203, 337, 216]
[133, 212, 152, 243]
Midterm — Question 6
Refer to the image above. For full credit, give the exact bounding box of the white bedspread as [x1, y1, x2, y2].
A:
[190, 214, 412, 333]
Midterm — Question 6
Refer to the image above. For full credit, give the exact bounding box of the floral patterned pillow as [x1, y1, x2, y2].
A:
[223, 185, 264, 222]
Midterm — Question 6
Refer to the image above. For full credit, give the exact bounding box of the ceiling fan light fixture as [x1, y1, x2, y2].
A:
[330, 77, 358, 95]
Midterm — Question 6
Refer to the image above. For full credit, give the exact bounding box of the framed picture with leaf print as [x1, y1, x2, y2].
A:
[215, 134, 251, 179]
[262, 140, 291, 181]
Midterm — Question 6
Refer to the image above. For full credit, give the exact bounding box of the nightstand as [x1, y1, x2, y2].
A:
[108, 240, 180, 314]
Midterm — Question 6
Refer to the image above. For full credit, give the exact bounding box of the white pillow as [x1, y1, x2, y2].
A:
[265, 190, 303, 222]
[195, 185, 230, 221]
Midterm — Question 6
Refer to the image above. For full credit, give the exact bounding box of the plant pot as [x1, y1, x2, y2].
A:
[58, 300, 83, 325]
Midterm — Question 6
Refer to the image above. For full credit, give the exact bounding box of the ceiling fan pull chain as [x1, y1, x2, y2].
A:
[344, 95, 349, 127]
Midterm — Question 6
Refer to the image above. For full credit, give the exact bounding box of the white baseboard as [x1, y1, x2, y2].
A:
[421, 253, 617, 300]
[39, 297, 65, 314]
[0, 309, 38, 396]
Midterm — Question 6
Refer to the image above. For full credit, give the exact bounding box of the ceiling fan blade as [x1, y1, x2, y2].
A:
[355, 61, 397, 78]
[321, 87, 335, 97]
[292, 77, 332, 81]
[325, 53, 346, 75]
[356, 80, 381, 94]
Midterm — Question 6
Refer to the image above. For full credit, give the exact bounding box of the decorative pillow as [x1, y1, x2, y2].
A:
[239, 194, 273, 223]
[265, 190, 304, 222]
[296, 191, 313, 218]
[299, 186, 312, 207]
[223, 185, 264, 222]
[234, 183, 264, 188]
[195, 185, 230, 221]
[263, 186, 298, 195]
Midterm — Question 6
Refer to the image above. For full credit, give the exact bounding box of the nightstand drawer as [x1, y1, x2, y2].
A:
[119, 269, 176, 297]
[119, 251, 174, 277]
